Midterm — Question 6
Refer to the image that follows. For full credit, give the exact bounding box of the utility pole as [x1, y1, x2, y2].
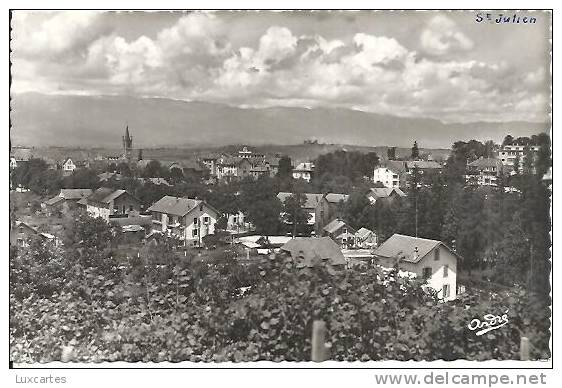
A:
[415, 194, 418, 238]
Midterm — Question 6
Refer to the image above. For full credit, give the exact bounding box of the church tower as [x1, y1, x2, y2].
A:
[122, 124, 133, 161]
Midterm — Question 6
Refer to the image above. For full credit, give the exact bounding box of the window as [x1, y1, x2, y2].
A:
[443, 264, 449, 278]
[422, 267, 432, 279]
[204, 216, 209, 224]
[129, 205, 134, 211]
[192, 229, 198, 237]
[193, 217, 198, 225]
[434, 248, 440, 261]
[443, 284, 450, 298]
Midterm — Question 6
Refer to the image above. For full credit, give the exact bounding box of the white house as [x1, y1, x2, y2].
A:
[147, 196, 220, 247]
[292, 162, 314, 182]
[498, 144, 540, 171]
[373, 167, 400, 189]
[85, 188, 142, 221]
[62, 158, 77, 174]
[373, 234, 461, 301]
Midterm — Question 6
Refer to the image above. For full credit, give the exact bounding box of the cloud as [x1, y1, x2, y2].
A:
[420, 15, 474, 56]
[11, 11, 111, 60]
[10, 11, 549, 123]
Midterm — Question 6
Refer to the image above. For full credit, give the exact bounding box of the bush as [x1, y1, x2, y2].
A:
[10, 246, 551, 363]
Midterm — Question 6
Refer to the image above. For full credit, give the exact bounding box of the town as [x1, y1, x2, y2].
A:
[8, 10, 552, 365]
[9, 124, 552, 362]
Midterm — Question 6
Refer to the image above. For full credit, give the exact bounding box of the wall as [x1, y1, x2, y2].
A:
[111, 193, 142, 216]
[182, 205, 218, 246]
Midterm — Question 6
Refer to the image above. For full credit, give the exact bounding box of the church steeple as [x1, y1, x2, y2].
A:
[122, 124, 133, 160]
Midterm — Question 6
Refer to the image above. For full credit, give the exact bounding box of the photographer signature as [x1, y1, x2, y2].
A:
[467, 310, 509, 336]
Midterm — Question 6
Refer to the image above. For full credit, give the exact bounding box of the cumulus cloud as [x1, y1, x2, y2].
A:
[10, 11, 550, 123]
[420, 15, 474, 56]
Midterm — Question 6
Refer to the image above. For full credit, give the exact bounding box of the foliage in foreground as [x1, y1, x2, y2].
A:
[10, 240, 550, 363]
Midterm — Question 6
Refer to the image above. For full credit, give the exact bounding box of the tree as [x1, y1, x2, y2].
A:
[344, 187, 375, 231]
[411, 141, 420, 160]
[387, 147, 396, 161]
[502, 134, 514, 146]
[143, 160, 164, 178]
[277, 156, 293, 178]
[522, 146, 534, 175]
[513, 155, 521, 174]
[282, 192, 311, 237]
[63, 169, 100, 189]
[117, 162, 132, 177]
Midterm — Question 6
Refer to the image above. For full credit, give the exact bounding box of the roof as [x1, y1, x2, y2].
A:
[139, 177, 171, 186]
[406, 160, 442, 169]
[250, 165, 269, 172]
[88, 187, 128, 204]
[98, 172, 122, 181]
[122, 225, 145, 233]
[323, 219, 347, 234]
[59, 189, 93, 200]
[325, 193, 349, 203]
[280, 237, 347, 267]
[373, 233, 461, 264]
[293, 162, 314, 172]
[276, 192, 323, 209]
[45, 196, 64, 206]
[355, 227, 373, 239]
[369, 187, 406, 199]
[264, 157, 281, 166]
[147, 196, 219, 217]
[384, 160, 408, 173]
[11, 148, 32, 161]
[467, 158, 503, 169]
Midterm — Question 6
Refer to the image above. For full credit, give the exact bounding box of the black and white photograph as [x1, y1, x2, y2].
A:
[6, 5, 554, 379]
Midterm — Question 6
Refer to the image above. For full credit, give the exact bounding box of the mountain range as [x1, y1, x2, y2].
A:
[10, 92, 549, 149]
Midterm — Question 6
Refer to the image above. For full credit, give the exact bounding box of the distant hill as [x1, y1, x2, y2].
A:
[10, 92, 549, 149]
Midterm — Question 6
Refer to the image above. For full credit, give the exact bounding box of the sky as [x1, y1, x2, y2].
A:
[10, 10, 552, 123]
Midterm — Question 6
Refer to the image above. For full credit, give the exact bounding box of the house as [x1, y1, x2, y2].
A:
[314, 193, 349, 234]
[277, 192, 324, 227]
[367, 187, 406, 205]
[236, 146, 265, 160]
[215, 157, 253, 181]
[98, 172, 123, 182]
[373, 167, 401, 189]
[292, 162, 314, 182]
[147, 196, 220, 246]
[138, 177, 171, 186]
[373, 234, 461, 301]
[465, 157, 504, 187]
[85, 187, 141, 221]
[10, 220, 62, 248]
[169, 160, 207, 177]
[43, 188, 93, 214]
[355, 227, 377, 248]
[322, 218, 356, 248]
[263, 157, 281, 177]
[498, 144, 540, 172]
[9, 148, 32, 169]
[199, 154, 221, 176]
[279, 237, 347, 269]
[382, 160, 443, 187]
[249, 164, 270, 180]
[225, 211, 253, 234]
[10, 221, 39, 248]
[62, 158, 77, 175]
